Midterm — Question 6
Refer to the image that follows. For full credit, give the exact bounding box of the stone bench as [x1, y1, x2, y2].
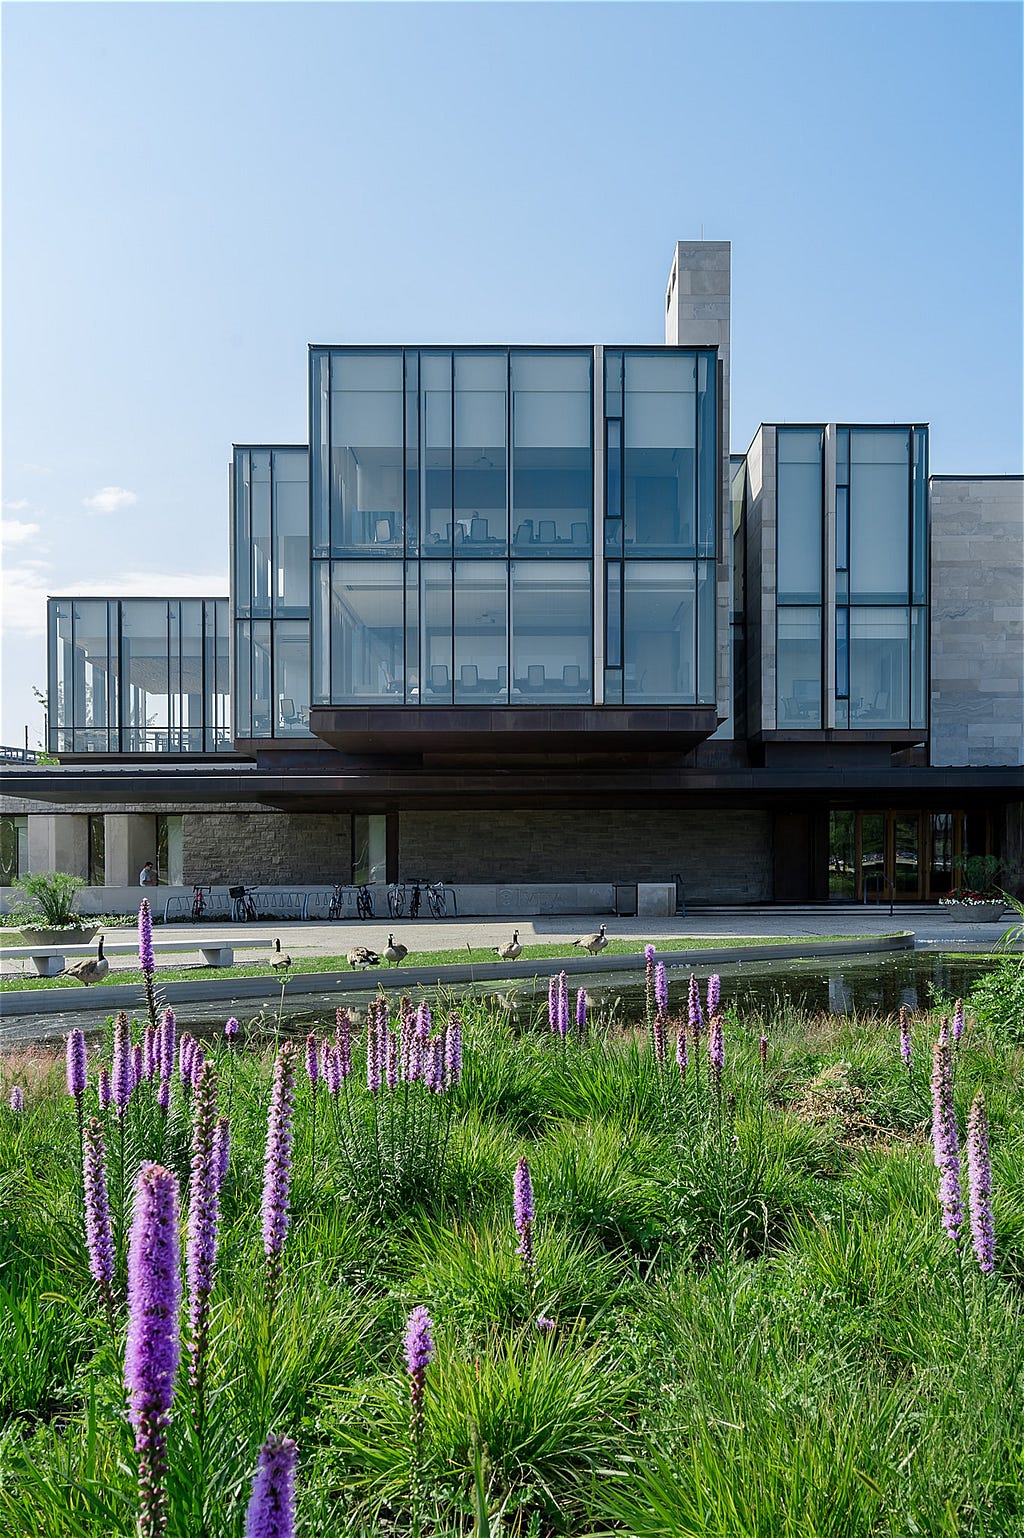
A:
[3, 936, 277, 977]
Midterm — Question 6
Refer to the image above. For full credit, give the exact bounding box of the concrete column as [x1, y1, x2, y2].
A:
[104, 814, 158, 887]
[26, 814, 90, 877]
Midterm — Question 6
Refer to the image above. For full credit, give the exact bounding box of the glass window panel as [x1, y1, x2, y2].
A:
[623, 560, 696, 703]
[421, 562, 453, 702]
[88, 815, 105, 886]
[455, 354, 507, 548]
[404, 564, 419, 702]
[331, 560, 405, 704]
[177, 600, 205, 752]
[912, 427, 928, 604]
[312, 351, 330, 555]
[835, 427, 850, 485]
[249, 451, 272, 614]
[605, 562, 622, 668]
[849, 606, 909, 728]
[234, 622, 251, 737]
[250, 621, 272, 737]
[405, 353, 420, 555]
[205, 601, 230, 749]
[697, 559, 716, 703]
[273, 621, 310, 735]
[604, 350, 622, 416]
[312, 562, 330, 704]
[836, 485, 849, 570]
[776, 607, 822, 726]
[624, 351, 696, 555]
[829, 811, 856, 899]
[454, 561, 508, 703]
[511, 352, 591, 552]
[331, 352, 404, 552]
[929, 813, 955, 897]
[836, 607, 849, 698]
[696, 353, 717, 557]
[777, 429, 822, 602]
[421, 353, 452, 552]
[121, 601, 170, 750]
[273, 450, 309, 614]
[606, 418, 622, 519]
[604, 667, 623, 705]
[233, 451, 251, 615]
[850, 472, 910, 600]
[71, 601, 113, 736]
[911, 605, 927, 731]
[353, 813, 387, 885]
[511, 560, 591, 700]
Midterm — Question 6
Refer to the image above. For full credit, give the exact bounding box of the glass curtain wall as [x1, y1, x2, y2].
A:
[775, 428, 823, 727]
[310, 347, 594, 706]
[603, 349, 717, 705]
[49, 599, 230, 754]
[233, 447, 311, 738]
[835, 427, 928, 731]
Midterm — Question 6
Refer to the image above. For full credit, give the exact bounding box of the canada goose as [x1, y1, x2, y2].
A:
[270, 938, 292, 971]
[62, 935, 110, 986]
[383, 934, 408, 968]
[572, 923, 608, 956]
[496, 930, 522, 962]
[347, 945, 381, 969]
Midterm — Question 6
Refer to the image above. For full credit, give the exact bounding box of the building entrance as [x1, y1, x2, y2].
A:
[829, 809, 990, 903]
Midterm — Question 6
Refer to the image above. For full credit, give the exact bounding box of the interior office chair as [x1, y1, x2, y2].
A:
[562, 664, 581, 689]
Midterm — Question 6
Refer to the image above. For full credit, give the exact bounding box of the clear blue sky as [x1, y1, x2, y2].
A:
[3, 0, 1021, 745]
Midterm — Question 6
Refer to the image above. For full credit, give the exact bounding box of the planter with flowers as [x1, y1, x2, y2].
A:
[939, 856, 1007, 922]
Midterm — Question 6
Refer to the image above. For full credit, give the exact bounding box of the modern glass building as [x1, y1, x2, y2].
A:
[21, 241, 1021, 906]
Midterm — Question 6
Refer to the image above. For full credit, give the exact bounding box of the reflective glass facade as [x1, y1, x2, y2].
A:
[48, 598, 230, 754]
[232, 447, 312, 738]
[834, 426, 928, 731]
[311, 345, 719, 707]
[776, 428, 824, 727]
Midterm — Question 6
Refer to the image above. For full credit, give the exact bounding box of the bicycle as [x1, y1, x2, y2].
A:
[229, 884, 259, 922]
[355, 884, 374, 920]
[408, 878, 423, 919]
[327, 883, 346, 921]
[191, 884, 211, 922]
[387, 882, 406, 919]
[425, 880, 448, 919]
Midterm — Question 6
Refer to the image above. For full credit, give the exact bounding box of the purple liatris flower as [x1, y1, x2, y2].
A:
[138, 899, 155, 976]
[365, 1013, 381, 1095]
[336, 1007, 352, 1079]
[98, 1066, 112, 1111]
[244, 1433, 298, 1538]
[952, 998, 965, 1045]
[179, 1033, 197, 1087]
[66, 1027, 87, 1102]
[576, 988, 587, 1032]
[143, 1025, 158, 1080]
[189, 1048, 207, 1094]
[424, 1036, 444, 1093]
[759, 1034, 768, 1068]
[899, 1004, 912, 1070]
[548, 975, 558, 1034]
[655, 962, 668, 1017]
[305, 1034, 319, 1090]
[319, 1038, 331, 1083]
[324, 1043, 341, 1097]
[688, 973, 703, 1039]
[645, 944, 656, 1020]
[676, 1026, 689, 1077]
[385, 1028, 400, 1091]
[157, 1075, 170, 1114]
[113, 1012, 133, 1115]
[213, 1116, 231, 1192]
[708, 1014, 725, 1087]
[159, 1010, 176, 1081]
[967, 1092, 995, 1274]
[931, 1033, 963, 1248]
[558, 972, 569, 1038]
[224, 1017, 239, 1042]
[445, 1015, 463, 1087]
[261, 1044, 295, 1301]
[186, 1060, 220, 1397]
[132, 1042, 145, 1089]
[9, 1085, 23, 1112]
[83, 1116, 114, 1303]
[535, 1315, 556, 1333]
[513, 1155, 536, 1276]
[707, 974, 721, 1017]
[404, 1305, 434, 1440]
[125, 1163, 181, 1538]
[415, 1001, 432, 1040]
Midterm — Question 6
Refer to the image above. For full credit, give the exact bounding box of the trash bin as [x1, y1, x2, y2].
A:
[614, 883, 638, 917]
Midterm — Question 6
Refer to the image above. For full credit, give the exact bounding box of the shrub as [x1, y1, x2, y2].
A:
[966, 957, 1024, 1044]
[6, 872, 86, 929]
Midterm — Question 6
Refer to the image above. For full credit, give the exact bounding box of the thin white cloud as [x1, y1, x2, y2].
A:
[3, 498, 31, 512]
[1, 559, 50, 636]
[0, 519, 42, 546]
[82, 485, 138, 515]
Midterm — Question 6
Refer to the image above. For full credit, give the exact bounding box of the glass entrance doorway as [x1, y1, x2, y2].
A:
[829, 809, 990, 903]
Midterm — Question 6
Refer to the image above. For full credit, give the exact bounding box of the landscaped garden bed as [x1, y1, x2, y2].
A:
[0, 934, 1021, 1536]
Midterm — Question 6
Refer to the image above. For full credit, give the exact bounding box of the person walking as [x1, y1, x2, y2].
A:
[139, 861, 158, 886]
